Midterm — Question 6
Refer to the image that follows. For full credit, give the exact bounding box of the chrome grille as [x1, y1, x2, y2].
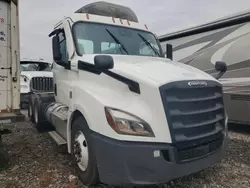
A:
[160, 80, 225, 146]
[30, 77, 53, 92]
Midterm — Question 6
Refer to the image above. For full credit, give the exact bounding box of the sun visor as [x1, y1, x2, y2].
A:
[75, 1, 139, 23]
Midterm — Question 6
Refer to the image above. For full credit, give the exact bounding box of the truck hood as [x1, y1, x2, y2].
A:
[20, 71, 53, 78]
[81, 54, 217, 86]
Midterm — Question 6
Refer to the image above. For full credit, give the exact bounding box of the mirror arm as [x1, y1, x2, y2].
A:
[215, 71, 226, 80]
[55, 60, 64, 66]
[64, 62, 71, 70]
[56, 60, 71, 70]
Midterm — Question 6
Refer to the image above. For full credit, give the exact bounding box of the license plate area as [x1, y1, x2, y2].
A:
[176, 138, 223, 163]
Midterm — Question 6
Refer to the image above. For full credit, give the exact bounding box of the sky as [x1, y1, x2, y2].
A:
[19, 0, 250, 62]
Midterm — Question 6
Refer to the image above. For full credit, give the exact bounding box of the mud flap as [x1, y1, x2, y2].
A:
[0, 134, 9, 170]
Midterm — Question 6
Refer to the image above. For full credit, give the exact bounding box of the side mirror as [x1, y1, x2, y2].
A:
[94, 55, 114, 70]
[52, 36, 61, 61]
[52, 36, 70, 69]
[166, 43, 173, 60]
[215, 61, 227, 80]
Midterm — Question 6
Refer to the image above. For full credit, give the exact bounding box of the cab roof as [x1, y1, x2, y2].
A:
[75, 1, 138, 23]
[51, 2, 149, 36]
[53, 13, 149, 33]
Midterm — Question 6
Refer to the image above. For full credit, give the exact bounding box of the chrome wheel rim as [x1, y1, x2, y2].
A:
[73, 131, 89, 171]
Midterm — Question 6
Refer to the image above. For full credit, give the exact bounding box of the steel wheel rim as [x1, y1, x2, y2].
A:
[73, 131, 89, 172]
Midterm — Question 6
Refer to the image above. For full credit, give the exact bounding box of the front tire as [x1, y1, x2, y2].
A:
[71, 116, 99, 186]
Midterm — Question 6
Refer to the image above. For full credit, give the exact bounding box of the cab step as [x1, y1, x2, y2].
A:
[49, 131, 67, 146]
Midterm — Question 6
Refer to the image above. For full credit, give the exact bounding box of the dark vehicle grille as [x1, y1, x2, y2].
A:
[160, 80, 226, 148]
[30, 77, 54, 92]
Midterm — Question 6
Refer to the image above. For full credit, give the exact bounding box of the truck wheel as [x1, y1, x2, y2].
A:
[0, 134, 8, 170]
[28, 97, 34, 122]
[34, 100, 42, 132]
[34, 99, 53, 133]
[71, 116, 99, 186]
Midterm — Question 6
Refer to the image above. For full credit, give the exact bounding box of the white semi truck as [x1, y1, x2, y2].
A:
[29, 1, 228, 186]
[158, 10, 250, 125]
[0, 0, 24, 168]
[20, 58, 53, 108]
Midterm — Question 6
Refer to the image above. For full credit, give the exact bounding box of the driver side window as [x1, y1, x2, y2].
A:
[58, 32, 68, 62]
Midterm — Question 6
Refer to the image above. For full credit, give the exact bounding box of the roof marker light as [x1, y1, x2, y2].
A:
[144, 24, 148, 30]
[127, 20, 130, 26]
[86, 13, 89, 19]
[120, 18, 123, 24]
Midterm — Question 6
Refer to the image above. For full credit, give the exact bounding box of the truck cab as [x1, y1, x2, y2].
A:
[20, 58, 53, 108]
[30, 1, 228, 186]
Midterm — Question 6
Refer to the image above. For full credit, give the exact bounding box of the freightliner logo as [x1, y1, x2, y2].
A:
[188, 81, 208, 87]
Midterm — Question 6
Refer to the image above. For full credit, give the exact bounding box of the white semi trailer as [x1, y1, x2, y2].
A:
[29, 1, 228, 186]
[0, 0, 24, 168]
[159, 10, 250, 125]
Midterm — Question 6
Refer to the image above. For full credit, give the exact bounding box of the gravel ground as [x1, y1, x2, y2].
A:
[0, 112, 250, 188]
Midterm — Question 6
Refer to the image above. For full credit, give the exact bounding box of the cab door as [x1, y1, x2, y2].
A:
[53, 29, 71, 106]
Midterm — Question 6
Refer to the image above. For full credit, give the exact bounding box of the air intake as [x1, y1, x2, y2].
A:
[75, 1, 139, 23]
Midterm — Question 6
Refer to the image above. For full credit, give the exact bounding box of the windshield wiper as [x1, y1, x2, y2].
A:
[138, 33, 160, 57]
[105, 29, 129, 55]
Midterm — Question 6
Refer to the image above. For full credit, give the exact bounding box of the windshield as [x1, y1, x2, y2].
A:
[73, 22, 163, 57]
[20, 62, 51, 72]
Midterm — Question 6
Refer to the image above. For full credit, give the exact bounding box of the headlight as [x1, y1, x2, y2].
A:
[20, 75, 29, 82]
[105, 107, 155, 137]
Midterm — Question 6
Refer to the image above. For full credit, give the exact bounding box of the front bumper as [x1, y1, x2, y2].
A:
[90, 132, 228, 186]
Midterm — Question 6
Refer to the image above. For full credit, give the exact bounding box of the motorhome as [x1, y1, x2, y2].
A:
[28, 1, 228, 186]
[159, 10, 250, 125]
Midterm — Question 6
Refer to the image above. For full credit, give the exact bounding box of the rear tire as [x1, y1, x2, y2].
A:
[0, 134, 8, 170]
[28, 96, 34, 123]
[71, 116, 99, 186]
[34, 99, 53, 133]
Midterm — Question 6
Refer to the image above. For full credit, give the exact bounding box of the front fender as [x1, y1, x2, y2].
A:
[68, 83, 142, 136]
[66, 81, 162, 153]
[66, 83, 135, 152]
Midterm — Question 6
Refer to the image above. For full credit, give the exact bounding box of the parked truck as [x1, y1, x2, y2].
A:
[159, 10, 250, 125]
[20, 58, 53, 108]
[28, 1, 228, 186]
[0, 0, 24, 168]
